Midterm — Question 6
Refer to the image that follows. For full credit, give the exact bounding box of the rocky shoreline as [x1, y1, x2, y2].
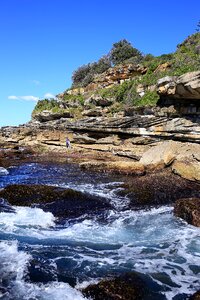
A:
[0, 69, 200, 299]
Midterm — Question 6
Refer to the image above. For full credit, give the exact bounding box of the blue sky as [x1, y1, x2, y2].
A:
[0, 0, 199, 127]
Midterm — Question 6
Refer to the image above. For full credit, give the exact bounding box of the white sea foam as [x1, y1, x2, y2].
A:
[0, 205, 199, 299]
[0, 167, 9, 175]
[0, 240, 87, 300]
[52, 181, 128, 209]
[0, 206, 56, 235]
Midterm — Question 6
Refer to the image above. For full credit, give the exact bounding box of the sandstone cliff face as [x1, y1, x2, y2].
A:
[1, 111, 200, 181]
[65, 64, 147, 95]
[157, 71, 200, 99]
[156, 71, 200, 117]
[1, 70, 200, 182]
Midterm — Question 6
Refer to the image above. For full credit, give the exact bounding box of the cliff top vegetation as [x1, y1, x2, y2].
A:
[33, 31, 200, 117]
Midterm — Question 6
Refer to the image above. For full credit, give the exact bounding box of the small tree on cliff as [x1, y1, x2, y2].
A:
[72, 64, 92, 88]
[110, 39, 142, 65]
[196, 20, 200, 32]
[72, 55, 111, 88]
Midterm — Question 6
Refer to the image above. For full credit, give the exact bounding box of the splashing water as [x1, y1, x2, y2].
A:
[0, 163, 199, 299]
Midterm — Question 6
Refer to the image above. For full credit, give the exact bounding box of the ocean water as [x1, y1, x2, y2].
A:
[0, 163, 199, 300]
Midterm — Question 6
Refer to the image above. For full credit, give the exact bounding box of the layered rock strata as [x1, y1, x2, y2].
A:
[0, 70, 200, 181]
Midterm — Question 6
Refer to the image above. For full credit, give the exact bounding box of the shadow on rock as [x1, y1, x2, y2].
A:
[174, 198, 200, 227]
[189, 291, 200, 300]
[118, 170, 200, 209]
[82, 272, 166, 300]
[0, 184, 112, 220]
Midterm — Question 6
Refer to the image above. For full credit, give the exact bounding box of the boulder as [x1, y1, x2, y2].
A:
[84, 64, 147, 92]
[119, 170, 200, 207]
[157, 71, 200, 99]
[0, 184, 112, 219]
[33, 110, 73, 122]
[84, 95, 113, 107]
[174, 198, 200, 227]
[73, 134, 97, 144]
[82, 272, 163, 300]
[95, 135, 121, 145]
[140, 141, 177, 170]
[82, 107, 103, 117]
[154, 62, 171, 73]
[108, 161, 145, 175]
[115, 151, 141, 161]
[140, 141, 200, 179]
[172, 159, 200, 182]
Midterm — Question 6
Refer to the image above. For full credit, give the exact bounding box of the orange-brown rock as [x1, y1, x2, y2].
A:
[172, 159, 200, 182]
[66, 64, 147, 94]
[154, 62, 171, 73]
[157, 71, 200, 99]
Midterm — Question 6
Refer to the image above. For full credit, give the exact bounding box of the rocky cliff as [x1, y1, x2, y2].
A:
[1, 69, 200, 182]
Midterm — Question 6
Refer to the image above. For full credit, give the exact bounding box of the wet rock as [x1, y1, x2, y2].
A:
[80, 161, 145, 176]
[82, 272, 165, 300]
[0, 287, 8, 298]
[0, 184, 112, 219]
[174, 198, 200, 227]
[119, 170, 200, 207]
[189, 290, 200, 300]
[0, 147, 35, 168]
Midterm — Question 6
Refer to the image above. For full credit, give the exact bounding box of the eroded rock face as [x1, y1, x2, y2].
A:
[84, 95, 114, 107]
[33, 110, 73, 122]
[174, 198, 200, 227]
[139, 141, 200, 182]
[82, 107, 103, 117]
[157, 71, 200, 99]
[66, 64, 147, 95]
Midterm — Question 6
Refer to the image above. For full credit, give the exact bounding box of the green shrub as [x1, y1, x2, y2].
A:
[72, 55, 111, 88]
[72, 64, 93, 88]
[110, 39, 142, 65]
[135, 91, 159, 107]
[62, 94, 84, 105]
[32, 99, 60, 114]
